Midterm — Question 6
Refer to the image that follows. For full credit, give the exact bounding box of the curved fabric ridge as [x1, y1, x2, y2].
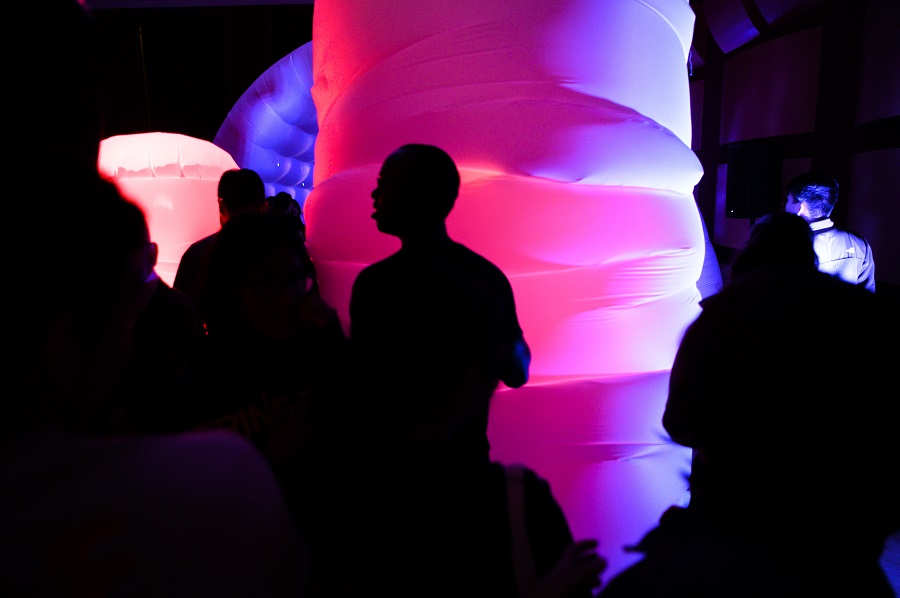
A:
[214, 42, 317, 202]
[306, 0, 702, 584]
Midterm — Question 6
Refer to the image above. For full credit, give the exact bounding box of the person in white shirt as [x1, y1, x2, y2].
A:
[784, 171, 876, 292]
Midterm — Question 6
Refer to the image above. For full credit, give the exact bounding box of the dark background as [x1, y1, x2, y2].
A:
[91, 4, 314, 143]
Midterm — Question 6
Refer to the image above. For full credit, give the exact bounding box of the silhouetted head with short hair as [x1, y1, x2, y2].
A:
[370, 144, 461, 239]
[217, 168, 267, 224]
[728, 212, 818, 282]
[785, 171, 839, 221]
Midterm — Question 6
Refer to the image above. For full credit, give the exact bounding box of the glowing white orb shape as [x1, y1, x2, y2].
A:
[97, 132, 238, 286]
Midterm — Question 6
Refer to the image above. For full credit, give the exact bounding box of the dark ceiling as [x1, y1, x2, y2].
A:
[83, 0, 833, 145]
[87, 2, 314, 142]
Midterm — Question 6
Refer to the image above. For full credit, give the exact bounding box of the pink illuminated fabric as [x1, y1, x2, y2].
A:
[304, 0, 703, 582]
[97, 132, 238, 286]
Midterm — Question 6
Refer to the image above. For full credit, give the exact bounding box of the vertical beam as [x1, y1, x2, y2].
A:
[812, 0, 867, 223]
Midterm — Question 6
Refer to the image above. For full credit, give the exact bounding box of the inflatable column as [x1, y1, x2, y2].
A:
[305, 0, 704, 582]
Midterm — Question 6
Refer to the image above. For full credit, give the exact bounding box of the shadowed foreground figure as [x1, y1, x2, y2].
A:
[107, 206, 205, 435]
[599, 222, 900, 596]
[3, 3, 308, 595]
[726, 211, 817, 284]
[5, 176, 309, 597]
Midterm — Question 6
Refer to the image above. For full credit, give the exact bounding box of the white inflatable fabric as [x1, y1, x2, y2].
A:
[97, 132, 239, 286]
[305, 0, 703, 583]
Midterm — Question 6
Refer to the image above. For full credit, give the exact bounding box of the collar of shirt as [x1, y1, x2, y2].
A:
[809, 218, 834, 232]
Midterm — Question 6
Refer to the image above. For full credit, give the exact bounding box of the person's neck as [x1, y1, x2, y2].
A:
[399, 222, 452, 250]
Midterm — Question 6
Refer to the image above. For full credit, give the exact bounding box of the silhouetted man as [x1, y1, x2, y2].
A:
[173, 168, 267, 320]
[348, 143, 530, 462]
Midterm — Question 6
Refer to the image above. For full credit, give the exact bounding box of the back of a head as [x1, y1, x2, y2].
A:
[15, 175, 151, 426]
[269, 191, 295, 214]
[396, 144, 461, 216]
[728, 212, 817, 281]
[23, 176, 148, 346]
[218, 168, 266, 216]
[785, 170, 839, 219]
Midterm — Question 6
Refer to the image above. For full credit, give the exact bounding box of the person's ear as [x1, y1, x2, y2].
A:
[784, 194, 801, 216]
[218, 198, 228, 225]
[148, 242, 159, 269]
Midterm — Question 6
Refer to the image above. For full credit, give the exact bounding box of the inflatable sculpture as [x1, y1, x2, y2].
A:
[215, 0, 705, 582]
[302, 0, 704, 582]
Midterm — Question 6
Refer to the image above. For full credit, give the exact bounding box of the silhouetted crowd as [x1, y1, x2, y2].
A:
[5, 2, 898, 597]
